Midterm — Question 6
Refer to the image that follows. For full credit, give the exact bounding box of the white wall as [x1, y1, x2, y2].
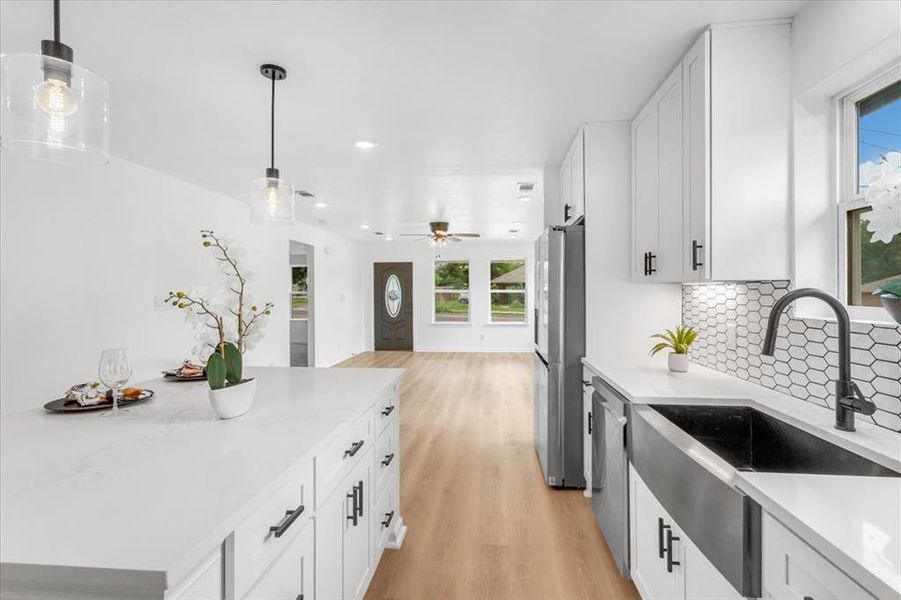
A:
[360, 241, 534, 352]
[790, 0, 901, 319]
[0, 153, 365, 416]
[583, 122, 681, 363]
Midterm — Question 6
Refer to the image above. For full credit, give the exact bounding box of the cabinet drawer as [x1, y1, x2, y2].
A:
[244, 518, 313, 600]
[374, 385, 398, 437]
[316, 410, 373, 508]
[374, 420, 398, 496]
[233, 460, 313, 598]
[762, 513, 875, 600]
[373, 478, 398, 556]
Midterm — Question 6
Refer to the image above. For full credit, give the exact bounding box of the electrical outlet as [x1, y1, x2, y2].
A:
[726, 323, 737, 350]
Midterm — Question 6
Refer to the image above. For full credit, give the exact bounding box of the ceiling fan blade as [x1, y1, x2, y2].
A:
[449, 236, 463, 242]
[399, 234, 429, 237]
[448, 233, 480, 238]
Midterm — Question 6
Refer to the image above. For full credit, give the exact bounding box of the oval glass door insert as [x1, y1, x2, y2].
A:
[385, 274, 402, 318]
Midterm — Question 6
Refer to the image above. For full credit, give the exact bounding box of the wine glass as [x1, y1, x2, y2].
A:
[98, 348, 133, 416]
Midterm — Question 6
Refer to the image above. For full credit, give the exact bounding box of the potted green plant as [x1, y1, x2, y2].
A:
[164, 230, 273, 419]
[872, 278, 901, 325]
[650, 326, 699, 373]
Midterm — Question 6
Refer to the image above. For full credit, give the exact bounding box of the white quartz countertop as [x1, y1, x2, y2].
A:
[583, 356, 901, 598]
[0, 366, 404, 589]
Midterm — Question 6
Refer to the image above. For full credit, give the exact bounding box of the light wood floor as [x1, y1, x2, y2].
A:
[337, 351, 640, 600]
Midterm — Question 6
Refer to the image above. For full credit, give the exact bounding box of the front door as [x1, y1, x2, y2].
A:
[374, 262, 413, 350]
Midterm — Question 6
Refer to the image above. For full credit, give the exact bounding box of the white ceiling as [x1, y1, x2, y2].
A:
[0, 0, 806, 242]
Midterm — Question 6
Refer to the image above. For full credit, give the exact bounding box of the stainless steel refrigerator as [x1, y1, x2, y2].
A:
[533, 224, 585, 488]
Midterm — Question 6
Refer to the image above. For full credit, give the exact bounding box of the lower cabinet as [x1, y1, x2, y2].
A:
[762, 513, 876, 600]
[629, 467, 742, 600]
[245, 519, 314, 599]
[316, 448, 375, 600]
[582, 377, 593, 496]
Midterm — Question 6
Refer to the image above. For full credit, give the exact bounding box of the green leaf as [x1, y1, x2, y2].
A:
[223, 342, 243, 384]
[207, 353, 227, 390]
[874, 279, 901, 298]
[649, 342, 670, 356]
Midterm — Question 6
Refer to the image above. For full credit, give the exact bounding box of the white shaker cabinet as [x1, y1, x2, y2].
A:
[629, 467, 742, 600]
[762, 513, 876, 600]
[632, 20, 792, 283]
[631, 63, 682, 282]
[556, 128, 586, 226]
[244, 520, 314, 600]
[582, 376, 593, 497]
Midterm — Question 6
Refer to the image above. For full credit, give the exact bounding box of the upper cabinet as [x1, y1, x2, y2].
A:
[632, 21, 792, 283]
[556, 128, 586, 226]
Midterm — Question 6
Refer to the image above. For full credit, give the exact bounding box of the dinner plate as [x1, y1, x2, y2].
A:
[43, 390, 154, 413]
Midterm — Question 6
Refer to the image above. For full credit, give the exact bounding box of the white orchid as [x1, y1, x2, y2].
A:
[164, 230, 274, 362]
[863, 151, 900, 244]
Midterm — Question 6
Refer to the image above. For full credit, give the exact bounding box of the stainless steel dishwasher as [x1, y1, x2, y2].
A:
[591, 376, 630, 579]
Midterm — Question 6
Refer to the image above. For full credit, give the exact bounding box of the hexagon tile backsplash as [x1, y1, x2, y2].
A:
[682, 281, 901, 433]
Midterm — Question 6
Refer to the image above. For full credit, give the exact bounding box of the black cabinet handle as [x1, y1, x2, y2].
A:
[803, 597, 813, 600]
[346, 487, 358, 526]
[643, 252, 649, 276]
[657, 517, 670, 559]
[296, 595, 304, 600]
[564, 203, 572, 221]
[382, 453, 395, 467]
[647, 253, 657, 275]
[587, 411, 593, 435]
[691, 240, 704, 271]
[665, 528, 680, 573]
[269, 504, 305, 538]
[344, 440, 364, 458]
[381, 405, 395, 417]
[381, 510, 395, 528]
[357, 481, 364, 517]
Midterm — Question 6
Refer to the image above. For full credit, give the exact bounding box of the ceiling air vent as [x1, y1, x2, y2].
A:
[516, 182, 535, 193]
[295, 190, 315, 198]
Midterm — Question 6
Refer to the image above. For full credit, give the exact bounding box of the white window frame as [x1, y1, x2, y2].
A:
[432, 260, 470, 325]
[488, 259, 529, 325]
[290, 265, 309, 321]
[836, 65, 900, 322]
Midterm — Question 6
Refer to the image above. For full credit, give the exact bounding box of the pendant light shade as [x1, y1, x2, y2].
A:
[251, 64, 294, 225]
[0, 0, 109, 165]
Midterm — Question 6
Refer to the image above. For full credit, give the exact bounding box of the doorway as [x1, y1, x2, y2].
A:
[290, 241, 314, 366]
[374, 262, 413, 351]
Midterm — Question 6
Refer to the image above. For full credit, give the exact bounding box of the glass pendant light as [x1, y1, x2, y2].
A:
[251, 64, 294, 224]
[0, 0, 109, 165]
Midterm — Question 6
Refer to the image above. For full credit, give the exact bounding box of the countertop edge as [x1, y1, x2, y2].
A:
[736, 477, 901, 599]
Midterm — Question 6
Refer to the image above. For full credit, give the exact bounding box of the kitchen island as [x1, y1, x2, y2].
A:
[0, 366, 405, 599]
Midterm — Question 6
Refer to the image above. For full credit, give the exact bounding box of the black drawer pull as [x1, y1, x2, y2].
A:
[382, 453, 395, 467]
[347, 487, 358, 526]
[691, 240, 704, 271]
[296, 595, 304, 600]
[657, 517, 669, 559]
[588, 411, 593, 435]
[356, 480, 364, 517]
[381, 510, 395, 528]
[381, 405, 395, 417]
[647, 252, 657, 275]
[269, 504, 305, 538]
[665, 528, 680, 573]
[344, 440, 364, 458]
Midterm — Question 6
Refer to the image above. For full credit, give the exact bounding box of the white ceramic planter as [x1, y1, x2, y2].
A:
[667, 353, 689, 373]
[208, 378, 257, 419]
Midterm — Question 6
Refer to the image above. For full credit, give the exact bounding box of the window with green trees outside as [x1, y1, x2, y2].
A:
[490, 260, 526, 323]
[434, 261, 470, 322]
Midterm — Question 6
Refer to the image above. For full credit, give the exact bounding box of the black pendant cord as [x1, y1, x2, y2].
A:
[53, 0, 61, 43]
[270, 75, 276, 170]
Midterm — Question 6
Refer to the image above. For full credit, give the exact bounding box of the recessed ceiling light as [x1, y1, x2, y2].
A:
[354, 139, 378, 150]
[511, 221, 523, 227]
[518, 196, 531, 202]
[314, 200, 328, 208]
[385, 235, 394, 241]
[509, 233, 518, 239]
[360, 223, 370, 229]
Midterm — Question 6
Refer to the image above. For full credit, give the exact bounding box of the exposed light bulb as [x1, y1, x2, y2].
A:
[35, 78, 78, 117]
[265, 184, 280, 219]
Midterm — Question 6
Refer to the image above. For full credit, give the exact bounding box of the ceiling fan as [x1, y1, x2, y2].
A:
[399, 221, 480, 246]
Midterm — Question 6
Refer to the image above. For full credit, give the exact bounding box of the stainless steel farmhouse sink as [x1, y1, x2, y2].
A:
[650, 404, 901, 477]
[628, 403, 900, 598]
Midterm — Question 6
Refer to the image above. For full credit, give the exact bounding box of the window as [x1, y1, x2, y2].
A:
[490, 260, 527, 323]
[291, 265, 308, 319]
[839, 71, 901, 308]
[434, 261, 469, 322]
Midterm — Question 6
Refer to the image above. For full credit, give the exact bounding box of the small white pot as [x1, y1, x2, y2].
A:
[208, 378, 257, 419]
[667, 353, 689, 373]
